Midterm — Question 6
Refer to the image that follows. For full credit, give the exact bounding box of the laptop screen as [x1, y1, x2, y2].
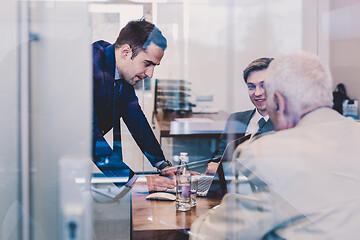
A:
[206, 134, 252, 198]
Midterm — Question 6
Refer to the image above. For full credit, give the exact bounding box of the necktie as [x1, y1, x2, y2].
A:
[113, 80, 122, 153]
[257, 118, 266, 132]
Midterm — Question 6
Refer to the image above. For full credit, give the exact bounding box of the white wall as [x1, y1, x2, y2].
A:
[156, 0, 360, 117]
[155, 0, 304, 114]
[327, 0, 360, 114]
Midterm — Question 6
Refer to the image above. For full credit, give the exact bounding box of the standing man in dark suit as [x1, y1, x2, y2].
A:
[206, 58, 275, 173]
[92, 19, 175, 188]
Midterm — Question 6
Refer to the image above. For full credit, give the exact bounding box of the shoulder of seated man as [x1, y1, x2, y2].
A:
[251, 130, 276, 142]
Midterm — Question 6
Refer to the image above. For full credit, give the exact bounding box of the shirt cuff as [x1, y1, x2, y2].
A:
[125, 174, 138, 187]
[155, 160, 172, 170]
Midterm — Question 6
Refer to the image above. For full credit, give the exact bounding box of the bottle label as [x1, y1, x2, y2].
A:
[182, 185, 191, 198]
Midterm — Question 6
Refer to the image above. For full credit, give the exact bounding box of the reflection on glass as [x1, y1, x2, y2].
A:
[2, 0, 359, 239]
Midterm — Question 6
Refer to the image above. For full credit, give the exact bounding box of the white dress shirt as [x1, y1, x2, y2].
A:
[245, 110, 269, 137]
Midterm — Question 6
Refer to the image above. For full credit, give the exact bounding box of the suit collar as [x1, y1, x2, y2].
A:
[105, 44, 116, 80]
[245, 109, 256, 125]
[297, 107, 339, 127]
[233, 109, 255, 135]
[249, 108, 275, 134]
[104, 44, 117, 103]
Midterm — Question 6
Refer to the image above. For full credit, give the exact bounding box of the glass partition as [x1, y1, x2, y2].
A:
[0, 1, 21, 239]
[1, 0, 359, 239]
[29, 2, 92, 239]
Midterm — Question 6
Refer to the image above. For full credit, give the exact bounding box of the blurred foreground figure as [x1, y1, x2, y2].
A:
[190, 52, 360, 239]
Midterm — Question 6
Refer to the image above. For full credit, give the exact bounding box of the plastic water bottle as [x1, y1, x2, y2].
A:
[176, 152, 191, 211]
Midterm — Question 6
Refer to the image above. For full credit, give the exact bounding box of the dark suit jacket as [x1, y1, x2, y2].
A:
[92, 40, 170, 179]
[211, 109, 275, 161]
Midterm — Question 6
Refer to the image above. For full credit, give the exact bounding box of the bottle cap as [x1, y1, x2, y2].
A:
[179, 152, 189, 163]
[180, 152, 188, 157]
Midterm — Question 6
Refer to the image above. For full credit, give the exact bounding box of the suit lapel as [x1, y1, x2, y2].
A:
[226, 109, 255, 141]
[239, 109, 256, 133]
[105, 44, 116, 102]
[105, 44, 123, 154]
[245, 109, 256, 125]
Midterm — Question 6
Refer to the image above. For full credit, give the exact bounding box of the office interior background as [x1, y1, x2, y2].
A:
[1, 0, 359, 239]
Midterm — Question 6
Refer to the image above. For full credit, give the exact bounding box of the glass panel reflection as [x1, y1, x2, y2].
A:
[3, 0, 359, 239]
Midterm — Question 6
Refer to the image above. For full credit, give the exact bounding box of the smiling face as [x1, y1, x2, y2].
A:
[246, 69, 268, 116]
[116, 42, 164, 85]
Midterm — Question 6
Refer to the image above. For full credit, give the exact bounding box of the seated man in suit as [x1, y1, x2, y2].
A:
[92, 19, 175, 190]
[190, 52, 360, 239]
[206, 57, 275, 174]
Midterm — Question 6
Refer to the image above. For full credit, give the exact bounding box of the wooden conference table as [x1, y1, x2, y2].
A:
[132, 182, 222, 240]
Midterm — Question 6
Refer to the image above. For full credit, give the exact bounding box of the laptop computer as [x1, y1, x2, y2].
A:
[206, 134, 252, 198]
[166, 173, 213, 196]
[168, 134, 252, 197]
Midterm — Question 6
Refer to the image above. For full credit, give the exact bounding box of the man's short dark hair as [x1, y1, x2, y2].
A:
[243, 57, 274, 83]
[114, 19, 155, 59]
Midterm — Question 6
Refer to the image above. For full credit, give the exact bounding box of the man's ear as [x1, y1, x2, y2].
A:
[120, 44, 132, 59]
[274, 92, 286, 114]
[273, 91, 296, 130]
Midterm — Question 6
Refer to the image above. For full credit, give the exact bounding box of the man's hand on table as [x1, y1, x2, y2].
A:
[205, 162, 219, 175]
[160, 165, 176, 179]
[145, 166, 176, 192]
[145, 166, 203, 192]
[162, 165, 201, 177]
[146, 175, 175, 192]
